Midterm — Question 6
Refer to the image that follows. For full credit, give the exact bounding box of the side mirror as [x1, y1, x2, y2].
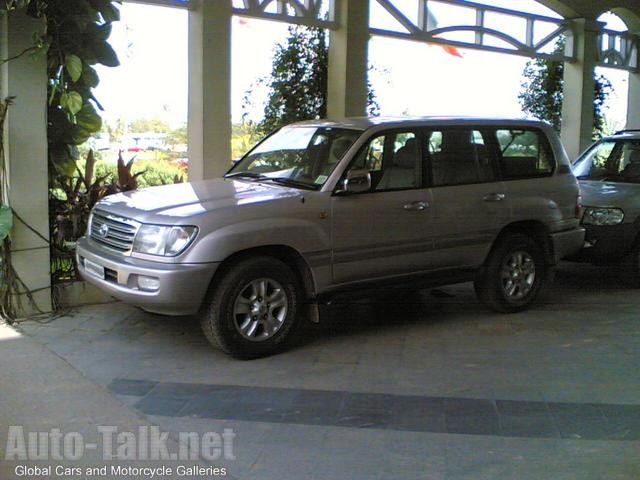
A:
[337, 169, 372, 195]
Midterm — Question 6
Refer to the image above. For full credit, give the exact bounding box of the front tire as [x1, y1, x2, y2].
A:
[200, 256, 303, 359]
[624, 242, 640, 288]
[474, 233, 546, 313]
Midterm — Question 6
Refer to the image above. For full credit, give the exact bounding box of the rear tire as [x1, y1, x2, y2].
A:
[199, 256, 304, 359]
[474, 233, 546, 313]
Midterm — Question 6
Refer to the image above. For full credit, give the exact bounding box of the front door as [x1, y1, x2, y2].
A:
[331, 129, 434, 284]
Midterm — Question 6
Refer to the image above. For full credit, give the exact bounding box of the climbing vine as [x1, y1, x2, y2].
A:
[2, 0, 122, 172]
[1, 0, 121, 316]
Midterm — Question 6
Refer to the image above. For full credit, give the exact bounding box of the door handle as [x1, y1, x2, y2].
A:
[483, 193, 506, 202]
[404, 201, 429, 211]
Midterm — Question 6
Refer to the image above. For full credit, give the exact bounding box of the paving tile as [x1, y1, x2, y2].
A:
[446, 414, 501, 436]
[553, 413, 613, 440]
[496, 400, 549, 416]
[134, 395, 189, 416]
[445, 398, 497, 416]
[598, 403, 640, 418]
[603, 415, 640, 441]
[548, 401, 604, 416]
[109, 378, 158, 396]
[178, 388, 290, 423]
[498, 414, 560, 438]
[146, 381, 218, 400]
[341, 392, 395, 411]
[388, 413, 447, 433]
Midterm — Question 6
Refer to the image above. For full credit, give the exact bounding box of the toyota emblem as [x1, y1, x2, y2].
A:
[98, 224, 109, 238]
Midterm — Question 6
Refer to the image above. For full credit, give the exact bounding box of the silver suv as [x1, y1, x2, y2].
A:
[571, 129, 640, 284]
[77, 117, 584, 358]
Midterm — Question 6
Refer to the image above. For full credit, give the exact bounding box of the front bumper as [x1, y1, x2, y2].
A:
[548, 227, 585, 263]
[76, 237, 219, 315]
[570, 223, 639, 262]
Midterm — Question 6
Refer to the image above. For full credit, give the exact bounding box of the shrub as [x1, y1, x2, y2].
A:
[93, 158, 184, 189]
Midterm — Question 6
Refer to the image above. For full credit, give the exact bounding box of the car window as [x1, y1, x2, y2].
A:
[348, 131, 421, 191]
[495, 129, 554, 179]
[231, 127, 360, 188]
[428, 128, 495, 186]
[574, 139, 640, 182]
[376, 132, 420, 191]
[351, 135, 385, 172]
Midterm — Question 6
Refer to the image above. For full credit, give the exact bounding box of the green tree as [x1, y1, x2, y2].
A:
[248, 25, 379, 134]
[519, 45, 612, 138]
[102, 117, 126, 143]
[128, 117, 171, 133]
[166, 123, 187, 150]
[231, 121, 261, 160]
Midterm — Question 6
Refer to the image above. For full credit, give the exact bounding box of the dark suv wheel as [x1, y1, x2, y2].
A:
[625, 242, 640, 288]
[474, 233, 546, 313]
[200, 256, 303, 359]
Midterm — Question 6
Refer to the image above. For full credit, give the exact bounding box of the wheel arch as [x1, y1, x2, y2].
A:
[492, 221, 554, 265]
[205, 244, 317, 306]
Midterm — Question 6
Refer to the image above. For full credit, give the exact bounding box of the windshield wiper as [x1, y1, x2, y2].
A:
[258, 177, 315, 190]
[224, 171, 265, 179]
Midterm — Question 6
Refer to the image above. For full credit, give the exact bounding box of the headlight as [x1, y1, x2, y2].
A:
[582, 207, 624, 226]
[133, 225, 198, 256]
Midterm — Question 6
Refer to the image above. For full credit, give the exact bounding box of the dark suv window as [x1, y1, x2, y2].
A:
[427, 128, 495, 186]
[495, 129, 555, 179]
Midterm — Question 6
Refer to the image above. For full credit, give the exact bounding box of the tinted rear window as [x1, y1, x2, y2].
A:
[495, 129, 555, 179]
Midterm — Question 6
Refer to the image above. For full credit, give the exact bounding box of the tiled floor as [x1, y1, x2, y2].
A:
[108, 378, 639, 441]
[15, 262, 640, 479]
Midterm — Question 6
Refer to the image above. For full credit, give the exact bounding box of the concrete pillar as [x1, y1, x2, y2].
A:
[327, 0, 369, 118]
[561, 18, 600, 160]
[1, 11, 52, 314]
[627, 71, 640, 129]
[187, 0, 232, 180]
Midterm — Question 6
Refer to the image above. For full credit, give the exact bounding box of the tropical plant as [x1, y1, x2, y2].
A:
[50, 150, 144, 281]
[93, 157, 185, 190]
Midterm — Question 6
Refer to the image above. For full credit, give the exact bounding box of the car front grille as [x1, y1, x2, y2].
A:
[89, 210, 140, 254]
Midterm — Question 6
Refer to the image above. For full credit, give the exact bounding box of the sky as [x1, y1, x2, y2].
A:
[94, 1, 630, 131]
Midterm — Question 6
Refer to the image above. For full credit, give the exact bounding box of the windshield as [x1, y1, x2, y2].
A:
[227, 126, 361, 189]
[573, 139, 640, 183]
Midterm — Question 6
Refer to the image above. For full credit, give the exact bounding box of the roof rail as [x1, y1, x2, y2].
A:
[613, 129, 640, 135]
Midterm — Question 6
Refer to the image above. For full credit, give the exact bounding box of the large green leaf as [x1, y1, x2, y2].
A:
[65, 55, 83, 83]
[76, 103, 102, 133]
[88, 0, 120, 22]
[60, 91, 83, 116]
[69, 124, 92, 145]
[0, 205, 13, 242]
[93, 40, 119, 67]
[100, 4, 120, 22]
[81, 65, 100, 88]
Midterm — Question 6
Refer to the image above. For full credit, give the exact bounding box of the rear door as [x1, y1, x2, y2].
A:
[494, 127, 567, 227]
[427, 127, 512, 268]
